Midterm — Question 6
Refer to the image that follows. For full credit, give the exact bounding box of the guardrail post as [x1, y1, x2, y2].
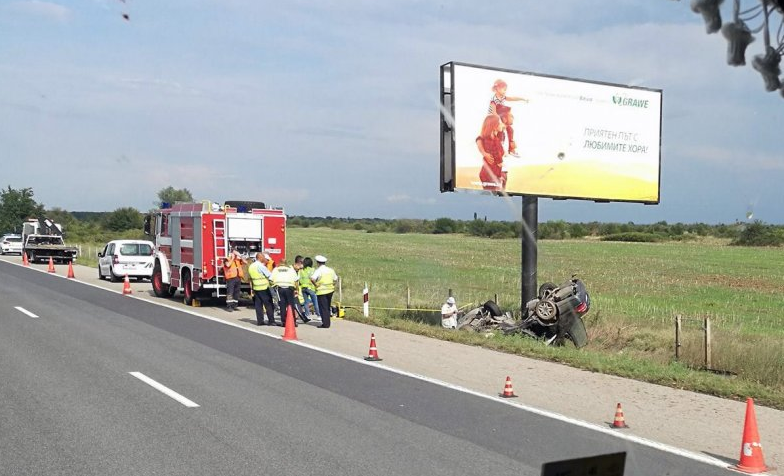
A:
[674, 314, 682, 360]
[704, 317, 712, 370]
[363, 283, 369, 317]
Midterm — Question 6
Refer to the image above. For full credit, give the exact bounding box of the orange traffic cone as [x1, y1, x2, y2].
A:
[122, 274, 132, 295]
[499, 376, 518, 398]
[66, 261, 75, 279]
[364, 333, 382, 361]
[47, 257, 55, 273]
[611, 403, 629, 429]
[282, 306, 298, 341]
[22, 252, 29, 267]
[734, 398, 768, 474]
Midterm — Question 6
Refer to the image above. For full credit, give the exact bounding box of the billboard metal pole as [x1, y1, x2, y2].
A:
[521, 195, 538, 312]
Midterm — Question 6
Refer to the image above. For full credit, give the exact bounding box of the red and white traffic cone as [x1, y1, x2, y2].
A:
[734, 398, 768, 474]
[611, 403, 629, 429]
[499, 376, 517, 398]
[364, 333, 382, 361]
[122, 274, 132, 295]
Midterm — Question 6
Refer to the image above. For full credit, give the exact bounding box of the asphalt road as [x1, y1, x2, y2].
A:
[0, 260, 737, 476]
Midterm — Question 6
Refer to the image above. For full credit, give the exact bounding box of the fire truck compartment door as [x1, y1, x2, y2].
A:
[227, 217, 262, 240]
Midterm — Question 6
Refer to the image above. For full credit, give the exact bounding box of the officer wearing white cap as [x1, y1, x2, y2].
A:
[441, 296, 458, 329]
[310, 255, 338, 328]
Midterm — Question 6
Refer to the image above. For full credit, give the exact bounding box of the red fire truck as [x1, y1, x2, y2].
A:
[144, 200, 286, 304]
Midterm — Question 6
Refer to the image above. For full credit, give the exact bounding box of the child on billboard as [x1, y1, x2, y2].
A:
[488, 79, 528, 157]
[476, 114, 507, 191]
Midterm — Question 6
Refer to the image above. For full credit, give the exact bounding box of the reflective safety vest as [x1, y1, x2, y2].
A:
[314, 265, 336, 295]
[247, 263, 270, 291]
[271, 265, 297, 288]
[299, 267, 314, 289]
[223, 260, 240, 280]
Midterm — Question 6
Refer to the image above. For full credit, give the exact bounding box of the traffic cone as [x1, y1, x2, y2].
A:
[22, 252, 29, 266]
[66, 261, 75, 279]
[611, 403, 629, 429]
[47, 257, 55, 273]
[282, 306, 298, 341]
[364, 333, 382, 361]
[734, 398, 768, 474]
[499, 376, 517, 398]
[122, 274, 132, 295]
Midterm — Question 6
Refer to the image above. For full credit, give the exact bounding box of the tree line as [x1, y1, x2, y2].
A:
[287, 216, 784, 246]
[1, 185, 782, 246]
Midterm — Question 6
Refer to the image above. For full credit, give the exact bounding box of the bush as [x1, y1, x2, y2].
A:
[731, 221, 784, 247]
[601, 232, 664, 243]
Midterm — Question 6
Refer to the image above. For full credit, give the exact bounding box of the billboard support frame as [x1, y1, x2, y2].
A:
[521, 195, 538, 307]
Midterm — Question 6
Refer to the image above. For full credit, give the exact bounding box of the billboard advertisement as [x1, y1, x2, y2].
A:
[440, 62, 662, 203]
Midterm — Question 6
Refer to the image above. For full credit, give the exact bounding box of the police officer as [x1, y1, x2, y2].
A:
[248, 252, 276, 325]
[270, 259, 304, 326]
[310, 255, 338, 329]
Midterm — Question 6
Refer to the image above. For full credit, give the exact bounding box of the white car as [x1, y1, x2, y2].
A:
[0, 234, 23, 255]
[98, 240, 155, 281]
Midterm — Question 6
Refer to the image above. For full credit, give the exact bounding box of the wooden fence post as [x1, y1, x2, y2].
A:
[675, 314, 682, 361]
[406, 285, 410, 310]
[704, 317, 712, 370]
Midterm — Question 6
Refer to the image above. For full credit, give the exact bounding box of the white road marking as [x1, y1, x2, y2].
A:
[14, 306, 39, 318]
[129, 372, 200, 408]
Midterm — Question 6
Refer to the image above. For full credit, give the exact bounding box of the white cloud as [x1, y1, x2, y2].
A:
[5, 1, 71, 22]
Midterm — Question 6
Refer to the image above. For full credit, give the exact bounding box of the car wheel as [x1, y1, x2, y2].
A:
[538, 282, 557, 299]
[534, 299, 558, 322]
[482, 300, 503, 317]
[109, 266, 120, 283]
[152, 261, 174, 298]
[98, 264, 106, 280]
[182, 270, 194, 306]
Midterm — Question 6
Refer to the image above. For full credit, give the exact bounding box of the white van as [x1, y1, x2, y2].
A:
[98, 240, 155, 281]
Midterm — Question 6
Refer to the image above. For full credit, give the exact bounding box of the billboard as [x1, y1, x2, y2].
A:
[440, 62, 662, 203]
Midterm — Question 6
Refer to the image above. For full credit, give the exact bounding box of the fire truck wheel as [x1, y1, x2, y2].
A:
[182, 270, 194, 305]
[152, 262, 174, 298]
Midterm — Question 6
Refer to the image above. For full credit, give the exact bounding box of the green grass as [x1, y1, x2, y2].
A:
[287, 228, 784, 408]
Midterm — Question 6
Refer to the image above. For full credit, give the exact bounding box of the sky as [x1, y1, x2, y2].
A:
[1, 0, 783, 224]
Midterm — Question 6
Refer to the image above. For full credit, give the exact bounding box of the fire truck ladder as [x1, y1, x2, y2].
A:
[213, 219, 227, 297]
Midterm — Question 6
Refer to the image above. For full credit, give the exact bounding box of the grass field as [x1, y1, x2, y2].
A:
[285, 227, 784, 408]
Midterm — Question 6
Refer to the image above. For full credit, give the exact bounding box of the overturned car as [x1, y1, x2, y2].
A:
[456, 277, 590, 348]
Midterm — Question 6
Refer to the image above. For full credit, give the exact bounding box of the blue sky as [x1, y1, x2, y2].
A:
[1, 0, 783, 224]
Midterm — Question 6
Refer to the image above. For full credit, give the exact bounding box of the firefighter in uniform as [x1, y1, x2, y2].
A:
[222, 250, 246, 312]
[248, 252, 277, 325]
[310, 255, 338, 329]
[270, 259, 305, 326]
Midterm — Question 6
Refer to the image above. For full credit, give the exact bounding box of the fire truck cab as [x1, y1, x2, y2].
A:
[144, 200, 286, 304]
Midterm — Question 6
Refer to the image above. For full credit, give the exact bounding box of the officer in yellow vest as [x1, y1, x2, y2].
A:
[248, 252, 277, 325]
[270, 259, 307, 326]
[310, 254, 338, 328]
